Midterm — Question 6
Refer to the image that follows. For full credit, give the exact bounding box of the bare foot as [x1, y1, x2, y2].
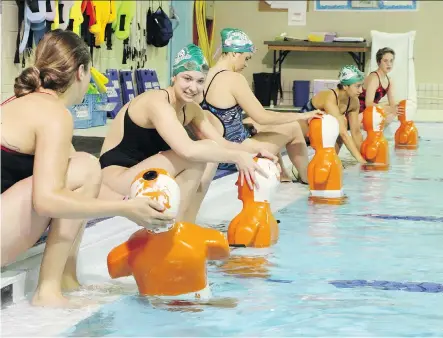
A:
[61, 275, 81, 292]
[32, 289, 103, 308]
[280, 174, 293, 183]
[280, 168, 294, 183]
[31, 290, 70, 308]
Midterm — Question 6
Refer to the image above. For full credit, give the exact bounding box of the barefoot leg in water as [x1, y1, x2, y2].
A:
[31, 153, 102, 307]
[277, 153, 293, 183]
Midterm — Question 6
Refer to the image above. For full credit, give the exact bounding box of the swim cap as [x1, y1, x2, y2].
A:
[338, 65, 364, 86]
[221, 28, 255, 53]
[172, 44, 209, 76]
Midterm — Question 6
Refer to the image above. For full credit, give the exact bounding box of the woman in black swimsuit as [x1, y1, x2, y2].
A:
[99, 44, 277, 223]
[299, 65, 367, 164]
[1, 30, 172, 307]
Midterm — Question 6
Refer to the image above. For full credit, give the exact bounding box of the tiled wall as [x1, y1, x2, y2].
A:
[278, 78, 443, 110]
[1, 1, 170, 101]
[416, 84, 443, 110]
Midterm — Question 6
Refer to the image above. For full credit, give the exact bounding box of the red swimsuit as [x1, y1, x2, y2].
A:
[358, 72, 390, 113]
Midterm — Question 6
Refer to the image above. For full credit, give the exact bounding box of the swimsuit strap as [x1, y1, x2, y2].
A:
[160, 88, 186, 125]
[330, 88, 339, 105]
[331, 88, 351, 114]
[203, 70, 229, 101]
[373, 71, 390, 91]
[161, 88, 170, 103]
[345, 97, 351, 114]
[372, 71, 382, 87]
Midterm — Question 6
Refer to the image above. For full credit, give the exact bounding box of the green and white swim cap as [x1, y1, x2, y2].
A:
[338, 65, 364, 86]
[172, 44, 209, 76]
[221, 28, 255, 53]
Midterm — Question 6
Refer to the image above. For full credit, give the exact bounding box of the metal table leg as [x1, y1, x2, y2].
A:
[271, 50, 291, 74]
[348, 51, 366, 72]
[273, 50, 277, 73]
[276, 51, 290, 101]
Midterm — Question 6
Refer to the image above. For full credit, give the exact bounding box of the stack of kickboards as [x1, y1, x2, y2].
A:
[105, 69, 161, 118]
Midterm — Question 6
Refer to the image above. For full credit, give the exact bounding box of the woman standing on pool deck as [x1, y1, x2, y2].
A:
[1, 30, 174, 308]
[99, 43, 277, 223]
[298, 65, 367, 164]
[359, 47, 404, 125]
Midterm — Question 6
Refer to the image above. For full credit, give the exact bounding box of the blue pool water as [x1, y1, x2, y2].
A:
[64, 123, 443, 337]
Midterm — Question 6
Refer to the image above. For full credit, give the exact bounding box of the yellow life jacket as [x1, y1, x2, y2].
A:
[113, 0, 136, 40]
[69, 0, 84, 36]
[89, 0, 112, 45]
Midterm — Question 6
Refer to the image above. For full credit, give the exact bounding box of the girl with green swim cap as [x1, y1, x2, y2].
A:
[298, 64, 367, 164]
[99, 43, 278, 223]
[172, 43, 210, 77]
[193, 28, 322, 190]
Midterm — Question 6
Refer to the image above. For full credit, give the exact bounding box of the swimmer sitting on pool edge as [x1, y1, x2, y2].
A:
[99, 43, 279, 224]
[1, 30, 174, 308]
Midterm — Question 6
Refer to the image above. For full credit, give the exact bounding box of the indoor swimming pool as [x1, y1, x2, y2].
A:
[56, 122, 443, 337]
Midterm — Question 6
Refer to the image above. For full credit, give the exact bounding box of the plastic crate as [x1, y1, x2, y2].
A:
[69, 93, 109, 129]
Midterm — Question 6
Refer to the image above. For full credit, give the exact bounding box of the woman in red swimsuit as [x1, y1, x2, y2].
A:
[358, 47, 404, 124]
[1, 30, 173, 307]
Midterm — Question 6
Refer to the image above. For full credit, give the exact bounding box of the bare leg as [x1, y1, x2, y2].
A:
[335, 136, 344, 154]
[61, 225, 85, 291]
[385, 112, 396, 127]
[101, 150, 206, 222]
[1, 179, 51, 267]
[285, 130, 309, 183]
[180, 111, 223, 223]
[1, 152, 103, 307]
[32, 152, 102, 306]
[243, 120, 309, 183]
[181, 162, 218, 223]
[336, 118, 348, 155]
[98, 183, 125, 201]
[277, 153, 293, 183]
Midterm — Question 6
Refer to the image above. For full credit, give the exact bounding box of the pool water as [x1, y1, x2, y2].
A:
[64, 123, 443, 337]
